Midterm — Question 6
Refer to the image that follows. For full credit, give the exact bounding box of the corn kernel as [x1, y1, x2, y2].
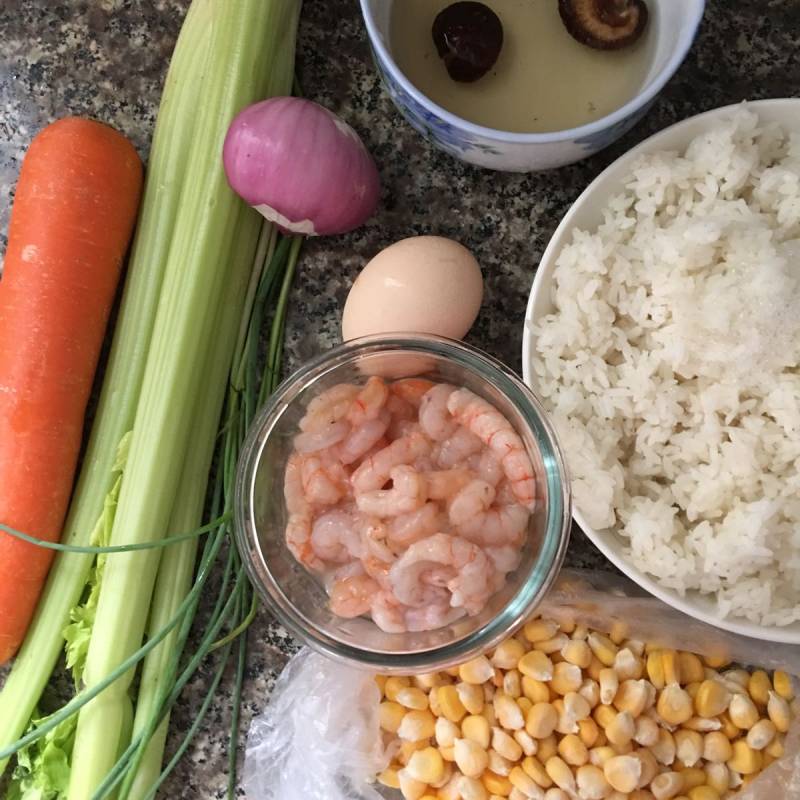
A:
[727, 739, 762, 775]
[517, 697, 532, 717]
[454, 737, 489, 778]
[398, 768, 428, 800]
[651, 771, 684, 800]
[493, 669, 505, 688]
[525, 703, 558, 739]
[773, 670, 794, 701]
[702, 731, 732, 763]
[674, 730, 703, 768]
[704, 763, 729, 795]
[765, 733, 784, 758]
[718, 713, 739, 740]
[458, 775, 489, 800]
[746, 718, 776, 750]
[462, 715, 492, 749]
[626, 639, 646, 657]
[685, 682, 701, 701]
[678, 653, 705, 685]
[658, 684, 694, 725]
[608, 620, 628, 645]
[647, 651, 666, 690]
[556, 734, 588, 766]
[522, 756, 553, 789]
[767, 690, 791, 733]
[683, 716, 721, 733]
[614, 648, 643, 681]
[398, 687, 431, 711]
[598, 669, 619, 706]
[438, 686, 467, 723]
[551, 698, 575, 736]
[633, 715, 659, 747]
[414, 673, 443, 691]
[545, 756, 576, 793]
[398, 709, 436, 741]
[536, 634, 569, 655]
[721, 669, 749, 690]
[380, 701, 407, 733]
[407, 748, 445, 784]
[495, 694, 525, 730]
[677, 768, 706, 790]
[589, 745, 616, 767]
[745, 670, 770, 706]
[574, 764, 610, 800]
[492, 639, 526, 670]
[551, 662, 582, 696]
[522, 677, 551, 704]
[458, 683, 486, 715]
[493, 727, 523, 762]
[518, 651, 554, 682]
[587, 633, 618, 667]
[651, 729, 676, 766]
[614, 680, 649, 718]
[578, 717, 600, 748]
[562, 639, 592, 669]
[661, 651, 682, 686]
[440, 746, 455, 762]
[483, 771, 513, 796]
[504, 670, 522, 699]
[542, 791, 568, 800]
[488, 749, 514, 777]
[509, 766, 543, 798]
[636, 749, 659, 788]
[524, 619, 559, 643]
[565, 690, 592, 721]
[432, 761, 453, 789]
[483, 702, 498, 726]
[378, 766, 402, 789]
[507, 790, 528, 800]
[459, 656, 495, 685]
[588, 657, 604, 683]
[579, 679, 601, 709]
[514, 729, 537, 757]
[728, 693, 759, 730]
[430, 685, 443, 717]
[703, 651, 730, 670]
[605, 710, 635, 747]
[537, 735, 558, 763]
[603, 755, 641, 793]
[687, 786, 720, 800]
[386, 676, 412, 701]
[593, 703, 617, 730]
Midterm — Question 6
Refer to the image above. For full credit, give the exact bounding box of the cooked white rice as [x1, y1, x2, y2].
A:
[531, 109, 800, 626]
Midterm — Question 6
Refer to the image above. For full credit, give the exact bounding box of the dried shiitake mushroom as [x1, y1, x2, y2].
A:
[432, 1, 504, 82]
[559, 0, 649, 50]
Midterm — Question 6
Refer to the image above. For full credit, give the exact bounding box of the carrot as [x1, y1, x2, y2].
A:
[0, 117, 142, 664]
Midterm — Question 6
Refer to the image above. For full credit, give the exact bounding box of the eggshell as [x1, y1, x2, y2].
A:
[342, 236, 483, 341]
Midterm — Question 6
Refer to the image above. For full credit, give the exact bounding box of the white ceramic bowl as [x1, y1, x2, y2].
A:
[522, 98, 800, 644]
[360, 0, 705, 172]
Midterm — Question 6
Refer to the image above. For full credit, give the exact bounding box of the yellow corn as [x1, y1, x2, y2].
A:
[647, 651, 666, 690]
[438, 685, 467, 723]
[728, 693, 759, 730]
[495, 693, 525, 730]
[588, 657, 605, 683]
[588, 633, 618, 667]
[746, 718, 776, 750]
[430, 685, 443, 717]
[537, 735, 558, 763]
[458, 682, 486, 715]
[599, 669, 619, 706]
[662, 651, 682, 686]
[765, 733, 784, 758]
[747, 670, 771, 706]
[414, 673, 443, 691]
[407, 747, 445, 785]
[522, 755, 553, 789]
[551, 662, 582, 696]
[545, 756, 576, 793]
[721, 669, 749, 690]
[704, 763, 729, 795]
[454, 737, 489, 778]
[504, 670, 522, 700]
[483, 702, 497, 726]
[578, 718, 600, 748]
[651, 729, 677, 766]
[536, 634, 569, 655]
[436, 717, 460, 748]
[380, 701, 407, 734]
[493, 669, 504, 689]
[674, 730, 703, 768]
[678, 653, 706, 685]
[562, 640, 592, 669]
[564, 691, 591, 722]
[575, 764, 610, 800]
[579, 679, 601, 709]
[657, 684, 694, 725]
[702, 731, 732, 763]
[493, 727, 523, 762]
[488, 748, 513, 777]
[614, 680, 649, 717]
[524, 619, 560, 643]
[509, 766, 542, 798]
[682, 716, 721, 733]
[461, 656, 496, 685]
[542, 790, 569, 800]
[398, 768, 428, 800]
[398, 687, 430, 711]
[603, 754, 641, 793]
[605, 711, 636, 747]
[398, 710, 436, 741]
[614, 648, 644, 681]
[727, 740, 762, 775]
[378, 766, 402, 789]
[634, 716, 659, 747]
[400, 739, 431, 765]
[703, 651, 730, 670]
[557, 734, 588, 766]
[514, 729, 537, 757]
[462, 714, 492, 749]
[593, 703, 617, 730]
[552, 698, 575, 736]
[773, 670, 794, 701]
[386, 676, 412, 701]
[651, 772, 684, 800]
[767, 690, 791, 733]
[483, 771, 513, 796]
[522, 677, 551, 704]
[589, 745, 616, 767]
[492, 639, 526, 670]
[687, 786, 720, 800]
[718, 713, 739, 740]
[458, 775, 489, 800]
[518, 651, 554, 682]
[439, 745, 455, 762]
[609, 621, 629, 645]
[517, 697, 532, 717]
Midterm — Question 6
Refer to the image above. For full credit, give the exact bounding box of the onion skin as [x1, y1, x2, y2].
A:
[223, 97, 381, 236]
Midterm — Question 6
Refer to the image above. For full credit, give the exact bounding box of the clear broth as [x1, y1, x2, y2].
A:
[390, 0, 651, 133]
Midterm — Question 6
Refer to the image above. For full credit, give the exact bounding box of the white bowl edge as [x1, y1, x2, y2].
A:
[522, 98, 800, 645]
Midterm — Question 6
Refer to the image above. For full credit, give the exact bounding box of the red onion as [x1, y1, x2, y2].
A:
[222, 97, 380, 236]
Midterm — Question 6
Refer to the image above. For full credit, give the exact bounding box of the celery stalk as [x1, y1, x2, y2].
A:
[0, 0, 212, 771]
[68, 3, 301, 797]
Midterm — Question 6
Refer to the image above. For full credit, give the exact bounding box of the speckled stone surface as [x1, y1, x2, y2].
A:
[0, 0, 799, 796]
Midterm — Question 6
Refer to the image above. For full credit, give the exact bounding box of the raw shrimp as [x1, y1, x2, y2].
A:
[310, 509, 363, 563]
[457, 503, 529, 546]
[336, 409, 390, 465]
[389, 533, 494, 615]
[405, 602, 466, 632]
[485, 545, 522, 575]
[363, 555, 393, 590]
[447, 387, 536, 509]
[467, 449, 504, 486]
[436, 425, 484, 468]
[300, 452, 347, 506]
[423, 468, 473, 501]
[418, 383, 458, 441]
[329, 574, 381, 618]
[448, 479, 496, 526]
[286, 513, 325, 572]
[350, 431, 431, 493]
[293, 420, 350, 454]
[361, 516, 396, 563]
[371, 590, 408, 633]
[388, 502, 447, 547]
[390, 377, 435, 407]
[346, 375, 389, 425]
[299, 383, 358, 432]
[356, 465, 427, 516]
[284, 453, 310, 516]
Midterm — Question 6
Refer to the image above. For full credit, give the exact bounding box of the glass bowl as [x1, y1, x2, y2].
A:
[234, 334, 571, 672]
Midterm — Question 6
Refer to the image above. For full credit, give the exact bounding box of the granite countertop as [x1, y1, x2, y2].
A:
[1, 0, 799, 796]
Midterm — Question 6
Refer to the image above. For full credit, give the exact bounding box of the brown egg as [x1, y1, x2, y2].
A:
[342, 236, 484, 342]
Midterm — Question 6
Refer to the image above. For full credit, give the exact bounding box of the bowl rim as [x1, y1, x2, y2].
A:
[521, 97, 800, 645]
[234, 333, 572, 671]
[359, 0, 706, 144]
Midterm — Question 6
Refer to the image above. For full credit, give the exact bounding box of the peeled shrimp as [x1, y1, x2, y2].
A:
[329, 574, 381, 618]
[361, 516, 396, 563]
[447, 388, 536, 509]
[351, 431, 431, 493]
[436, 425, 484, 468]
[284, 455, 325, 570]
[301, 453, 347, 506]
[347, 376, 389, 425]
[371, 590, 408, 633]
[389, 533, 494, 615]
[418, 383, 458, 441]
[356, 465, 427, 516]
[388, 502, 446, 547]
[485, 545, 522, 575]
[423, 468, 473, 501]
[299, 383, 358, 432]
[336, 409, 390, 465]
[310, 509, 363, 563]
[467, 449, 504, 486]
[293, 420, 350, 454]
[405, 602, 466, 632]
[457, 503, 529, 546]
[390, 377, 435, 407]
[448, 479, 496, 526]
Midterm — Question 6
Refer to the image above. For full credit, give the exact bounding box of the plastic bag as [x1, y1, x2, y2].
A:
[244, 570, 800, 800]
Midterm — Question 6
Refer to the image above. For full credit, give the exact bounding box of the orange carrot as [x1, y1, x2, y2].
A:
[0, 117, 142, 664]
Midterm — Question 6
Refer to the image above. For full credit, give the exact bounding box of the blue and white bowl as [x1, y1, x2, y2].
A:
[360, 0, 706, 172]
